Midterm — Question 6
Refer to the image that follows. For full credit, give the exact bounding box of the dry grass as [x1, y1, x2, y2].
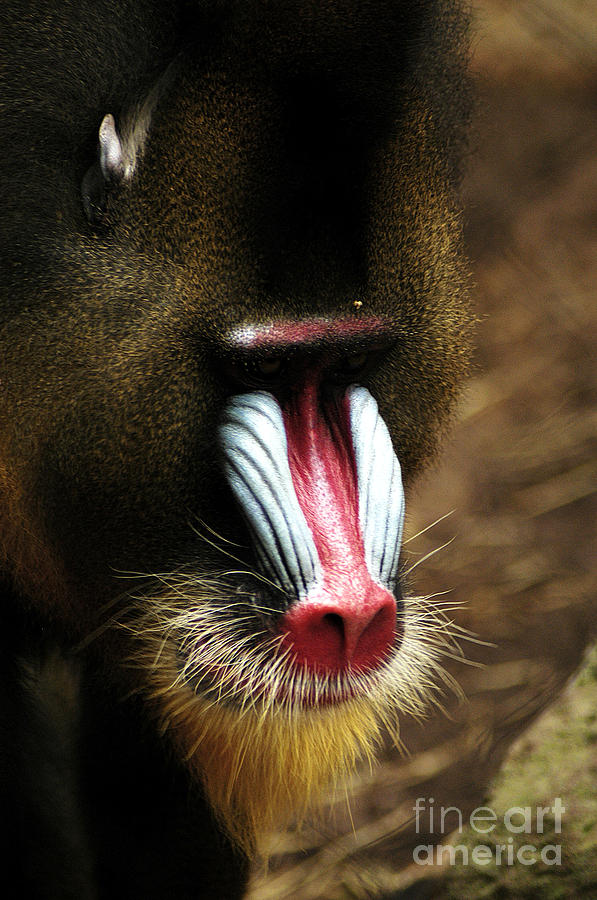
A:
[248, 2, 597, 897]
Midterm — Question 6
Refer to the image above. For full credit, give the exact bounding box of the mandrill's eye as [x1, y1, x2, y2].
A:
[255, 357, 283, 378]
[328, 342, 395, 384]
[345, 352, 368, 371]
[329, 351, 370, 382]
[223, 355, 287, 389]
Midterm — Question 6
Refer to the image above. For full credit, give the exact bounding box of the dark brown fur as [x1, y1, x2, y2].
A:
[0, 2, 472, 897]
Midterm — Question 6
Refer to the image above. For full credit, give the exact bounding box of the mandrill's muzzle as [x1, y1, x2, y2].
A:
[219, 384, 405, 675]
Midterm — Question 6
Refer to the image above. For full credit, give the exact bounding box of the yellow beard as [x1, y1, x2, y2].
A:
[125, 579, 454, 854]
[158, 681, 386, 853]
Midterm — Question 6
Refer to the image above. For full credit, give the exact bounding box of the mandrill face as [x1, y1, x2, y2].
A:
[0, 0, 472, 856]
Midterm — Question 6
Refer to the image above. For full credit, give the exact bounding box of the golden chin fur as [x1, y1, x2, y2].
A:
[120, 573, 462, 854]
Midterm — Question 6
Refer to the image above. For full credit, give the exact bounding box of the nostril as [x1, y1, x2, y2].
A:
[322, 612, 344, 638]
[354, 605, 396, 663]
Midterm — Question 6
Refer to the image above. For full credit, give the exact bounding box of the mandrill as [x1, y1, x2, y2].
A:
[0, 1, 472, 897]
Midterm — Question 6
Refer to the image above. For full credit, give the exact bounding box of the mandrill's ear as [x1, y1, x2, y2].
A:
[81, 114, 126, 225]
[81, 105, 152, 225]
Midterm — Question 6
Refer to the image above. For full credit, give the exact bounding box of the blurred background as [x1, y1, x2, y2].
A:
[250, 2, 597, 897]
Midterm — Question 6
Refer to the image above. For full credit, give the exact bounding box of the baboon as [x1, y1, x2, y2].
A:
[0, 1, 471, 897]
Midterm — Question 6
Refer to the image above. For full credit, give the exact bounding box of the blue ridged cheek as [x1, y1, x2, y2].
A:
[218, 387, 405, 597]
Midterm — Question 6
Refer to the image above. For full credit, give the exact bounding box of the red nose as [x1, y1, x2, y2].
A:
[280, 582, 397, 674]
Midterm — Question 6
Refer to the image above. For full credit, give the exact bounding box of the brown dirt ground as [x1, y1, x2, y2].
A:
[249, 2, 597, 897]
